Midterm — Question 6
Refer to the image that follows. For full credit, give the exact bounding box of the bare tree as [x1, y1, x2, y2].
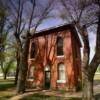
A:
[5, 0, 54, 93]
[52, 0, 100, 100]
[0, 0, 14, 80]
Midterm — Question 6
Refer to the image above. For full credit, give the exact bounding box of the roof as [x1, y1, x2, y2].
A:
[31, 24, 82, 47]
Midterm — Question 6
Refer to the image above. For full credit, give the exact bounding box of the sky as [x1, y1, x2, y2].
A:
[89, 32, 96, 62]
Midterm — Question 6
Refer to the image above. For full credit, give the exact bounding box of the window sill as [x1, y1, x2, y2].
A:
[29, 58, 35, 60]
[57, 80, 66, 83]
[57, 55, 64, 58]
[27, 79, 34, 81]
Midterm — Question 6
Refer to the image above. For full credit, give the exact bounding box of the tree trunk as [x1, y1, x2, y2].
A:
[75, 8, 100, 100]
[15, 61, 19, 85]
[82, 70, 95, 100]
[15, 51, 20, 85]
[82, 14, 100, 99]
[4, 73, 7, 80]
[79, 26, 94, 100]
[16, 39, 30, 93]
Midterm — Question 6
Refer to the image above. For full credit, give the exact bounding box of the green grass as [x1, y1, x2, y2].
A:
[94, 74, 100, 80]
[0, 91, 15, 100]
[0, 79, 16, 100]
[96, 66, 100, 73]
[20, 93, 82, 100]
[0, 76, 99, 100]
[0, 79, 15, 91]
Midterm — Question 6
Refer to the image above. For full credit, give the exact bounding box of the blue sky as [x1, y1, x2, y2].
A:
[37, 18, 66, 31]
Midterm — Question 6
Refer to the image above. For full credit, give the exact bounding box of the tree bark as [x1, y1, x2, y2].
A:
[15, 51, 20, 85]
[75, 22, 99, 100]
[16, 39, 30, 93]
[76, 25, 95, 100]
[81, 34, 94, 100]
[82, 11, 100, 100]
[82, 74, 94, 100]
[4, 73, 7, 80]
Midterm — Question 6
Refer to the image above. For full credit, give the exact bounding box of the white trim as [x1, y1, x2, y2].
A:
[57, 80, 66, 83]
[57, 55, 64, 58]
[27, 79, 34, 81]
[44, 65, 50, 71]
[28, 58, 35, 60]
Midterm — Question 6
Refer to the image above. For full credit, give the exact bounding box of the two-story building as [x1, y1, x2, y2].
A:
[27, 24, 81, 91]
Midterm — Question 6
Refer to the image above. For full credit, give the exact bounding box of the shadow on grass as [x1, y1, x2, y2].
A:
[0, 79, 15, 91]
[95, 93, 100, 100]
[0, 93, 15, 100]
[20, 93, 82, 100]
[94, 80, 100, 86]
[0, 79, 16, 100]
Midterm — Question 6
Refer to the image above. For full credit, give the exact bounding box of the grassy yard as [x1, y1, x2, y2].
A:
[0, 79, 16, 100]
[0, 79, 15, 91]
[0, 74, 99, 100]
[94, 73, 100, 80]
[20, 74, 100, 100]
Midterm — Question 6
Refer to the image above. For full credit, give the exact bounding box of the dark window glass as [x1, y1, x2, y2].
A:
[57, 36, 63, 56]
[31, 43, 36, 58]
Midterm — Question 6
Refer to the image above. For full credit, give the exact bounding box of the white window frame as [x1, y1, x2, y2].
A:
[57, 63, 66, 83]
[28, 65, 35, 81]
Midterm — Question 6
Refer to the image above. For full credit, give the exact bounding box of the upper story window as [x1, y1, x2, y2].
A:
[56, 36, 63, 56]
[31, 42, 36, 58]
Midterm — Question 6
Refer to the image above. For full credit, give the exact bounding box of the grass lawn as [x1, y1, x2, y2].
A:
[94, 73, 100, 80]
[0, 91, 15, 100]
[20, 93, 82, 100]
[0, 74, 99, 100]
[0, 78, 16, 100]
[0, 79, 15, 91]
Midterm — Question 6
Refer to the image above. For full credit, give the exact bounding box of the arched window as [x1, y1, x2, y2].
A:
[29, 65, 35, 79]
[58, 63, 65, 80]
[57, 36, 63, 56]
[44, 65, 50, 71]
[31, 42, 36, 58]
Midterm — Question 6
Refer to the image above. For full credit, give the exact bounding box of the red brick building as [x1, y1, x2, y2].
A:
[27, 24, 81, 91]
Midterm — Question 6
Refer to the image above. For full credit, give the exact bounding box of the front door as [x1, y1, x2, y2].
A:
[45, 71, 50, 89]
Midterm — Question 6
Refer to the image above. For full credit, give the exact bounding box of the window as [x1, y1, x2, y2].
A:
[31, 43, 36, 58]
[44, 65, 50, 71]
[29, 65, 34, 79]
[57, 36, 63, 56]
[58, 63, 65, 81]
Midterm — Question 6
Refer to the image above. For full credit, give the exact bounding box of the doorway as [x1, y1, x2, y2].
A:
[44, 65, 50, 89]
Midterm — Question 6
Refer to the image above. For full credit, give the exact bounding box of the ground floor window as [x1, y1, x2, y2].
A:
[57, 63, 66, 83]
[29, 65, 34, 79]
